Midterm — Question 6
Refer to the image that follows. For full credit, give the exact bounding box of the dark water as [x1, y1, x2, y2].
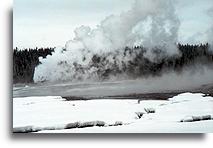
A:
[13, 79, 213, 99]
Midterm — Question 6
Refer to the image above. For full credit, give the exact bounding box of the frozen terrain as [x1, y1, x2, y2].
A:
[13, 93, 213, 133]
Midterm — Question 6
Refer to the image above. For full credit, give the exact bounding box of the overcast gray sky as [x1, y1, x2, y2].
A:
[14, 0, 213, 48]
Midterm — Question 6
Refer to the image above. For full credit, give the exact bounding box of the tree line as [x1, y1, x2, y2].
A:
[13, 47, 54, 83]
[122, 43, 213, 78]
[74, 43, 213, 80]
[13, 44, 213, 83]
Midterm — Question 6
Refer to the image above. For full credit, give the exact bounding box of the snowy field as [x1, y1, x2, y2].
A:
[13, 93, 213, 133]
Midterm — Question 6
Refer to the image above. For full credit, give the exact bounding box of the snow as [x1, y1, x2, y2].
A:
[13, 93, 213, 133]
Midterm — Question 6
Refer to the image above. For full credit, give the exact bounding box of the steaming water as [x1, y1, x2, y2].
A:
[13, 0, 213, 98]
[13, 66, 213, 98]
[12, 80, 180, 98]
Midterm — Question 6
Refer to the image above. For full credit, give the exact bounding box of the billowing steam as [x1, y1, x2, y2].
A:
[70, 0, 179, 53]
[34, 0, 181, 82]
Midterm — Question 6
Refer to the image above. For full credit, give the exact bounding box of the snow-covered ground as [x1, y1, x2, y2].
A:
[13, 93, 213, 133]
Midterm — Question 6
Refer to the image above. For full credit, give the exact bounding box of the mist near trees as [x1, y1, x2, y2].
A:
[13, 47, 54, 83]
[13, 44, 213, 83]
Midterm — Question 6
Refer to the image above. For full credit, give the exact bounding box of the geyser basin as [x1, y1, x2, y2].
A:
[13, 0, 213, 133]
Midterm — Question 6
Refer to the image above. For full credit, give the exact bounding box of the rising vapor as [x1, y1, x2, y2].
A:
[33, 0, 213, 84]
[34, 0, 181, 82]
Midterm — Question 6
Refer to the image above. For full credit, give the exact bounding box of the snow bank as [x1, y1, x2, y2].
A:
[13, 93, 213, 133]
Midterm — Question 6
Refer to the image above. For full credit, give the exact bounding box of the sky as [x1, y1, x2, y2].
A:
[14, 0, 213, 49]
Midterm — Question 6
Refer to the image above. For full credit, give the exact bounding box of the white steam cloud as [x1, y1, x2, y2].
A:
[34, 0, 180, 82]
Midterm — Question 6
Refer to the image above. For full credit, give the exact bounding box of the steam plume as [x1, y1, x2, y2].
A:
[33, 0, 181, 82]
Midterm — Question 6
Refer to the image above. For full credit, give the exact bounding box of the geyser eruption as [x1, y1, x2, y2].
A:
[33, 0, 181, 82]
